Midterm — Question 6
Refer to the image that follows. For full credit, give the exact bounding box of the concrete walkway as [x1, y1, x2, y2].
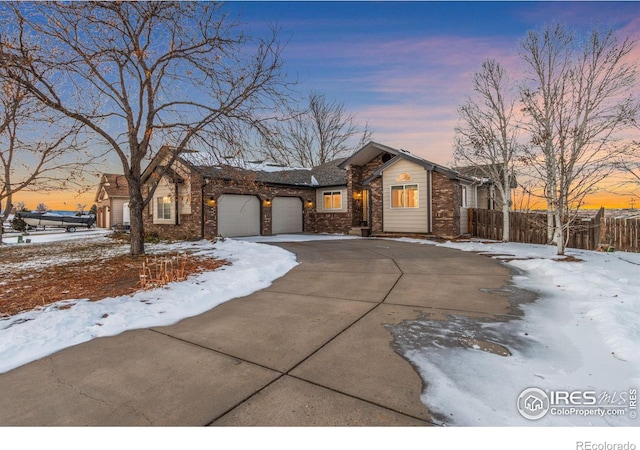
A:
[0, 238, 514, 426]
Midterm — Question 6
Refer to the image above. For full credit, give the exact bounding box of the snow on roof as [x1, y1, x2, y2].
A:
[179, 152, 346, 187]
[180, 152, 310, 173]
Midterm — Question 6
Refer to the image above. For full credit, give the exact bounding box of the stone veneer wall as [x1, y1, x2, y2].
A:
[202, 179, 317, 238]
[431, 171, 461, 237]
[306, 211, 352, 234]
[144, 171, 357, 239]
[144, 158, 465, 240]
[143, 172, 204, 240]
[348, 155, 387, 231]
[368, 178, 384, 234]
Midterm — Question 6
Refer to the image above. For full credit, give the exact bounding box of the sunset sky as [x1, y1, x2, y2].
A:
[13, 1, 640, 211]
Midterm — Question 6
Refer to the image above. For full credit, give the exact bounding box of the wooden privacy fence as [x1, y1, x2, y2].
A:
[602, 216, 640, 253]
[468, 207, 640, 253]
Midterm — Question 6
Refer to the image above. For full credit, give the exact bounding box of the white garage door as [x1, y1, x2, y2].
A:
[272, 197, 303, 234]
[218, 194, 260, 237]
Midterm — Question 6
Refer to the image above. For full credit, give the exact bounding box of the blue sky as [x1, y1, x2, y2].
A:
[21, 1, 640, 209]
[224, 1, 640, 165]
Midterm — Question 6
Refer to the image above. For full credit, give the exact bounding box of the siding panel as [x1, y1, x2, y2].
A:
[382, 159, 428, 233]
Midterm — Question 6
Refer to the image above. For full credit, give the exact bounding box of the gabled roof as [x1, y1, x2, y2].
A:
[341, 141, 473, 185]
[338, 141, 400, 168]
[95, 173, 129, 202]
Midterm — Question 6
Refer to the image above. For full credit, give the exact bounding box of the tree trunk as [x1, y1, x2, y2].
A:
[554, 210, 565, 255]
[0, 198, 11, 245]
[501, 181, 510, 242]
[547, 206, 555, 243]
[127, 177, 145, 256]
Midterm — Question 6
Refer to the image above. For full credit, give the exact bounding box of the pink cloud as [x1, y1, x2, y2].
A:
[354, 104, 460, 165]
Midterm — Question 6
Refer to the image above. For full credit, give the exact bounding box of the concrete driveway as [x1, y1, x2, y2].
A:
[0, 238, 515, 426]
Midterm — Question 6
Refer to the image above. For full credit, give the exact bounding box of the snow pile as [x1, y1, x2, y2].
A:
[0, 239, 297, 374]
[392, 238, 640, 426]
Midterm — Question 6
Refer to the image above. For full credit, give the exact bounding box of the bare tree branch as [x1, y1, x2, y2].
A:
[518, 23, 639, 255]
[260, 92, 373, 167]
[454, 59, 522, 241]
[0, 74, 89, 244]
[0, 1, 291, 254]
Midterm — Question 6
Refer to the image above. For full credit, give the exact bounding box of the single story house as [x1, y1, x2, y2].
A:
[138, 141, 495, 240]
[95, 173, 130, 229]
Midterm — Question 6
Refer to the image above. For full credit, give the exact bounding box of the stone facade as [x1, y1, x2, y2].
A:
[143, 168, 353, 239]
[368, 178, 384, 234]
[202, 178, 317, 237]
[431, 171, 462, 238]
[347, 154, 464, 237]
[306, 211, 352, 234]
[143, 171, 204, 241]
[347, 154, 387, 231]
[142, 143, 469, 241]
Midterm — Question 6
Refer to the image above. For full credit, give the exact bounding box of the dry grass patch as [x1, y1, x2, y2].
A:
[0, 239, 227, 317]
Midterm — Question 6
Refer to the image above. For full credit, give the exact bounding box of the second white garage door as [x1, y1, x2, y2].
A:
[272, 197, 303, 234]
[218, 194, 260, 237]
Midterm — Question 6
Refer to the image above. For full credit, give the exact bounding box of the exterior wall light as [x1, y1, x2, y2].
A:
[306, 200, 314, 208]
[206, 197, 216, 207]
[263, 199, 272, 207]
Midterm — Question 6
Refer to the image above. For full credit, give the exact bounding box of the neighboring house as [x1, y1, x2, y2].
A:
[139, 141, 493, 240]
[95, 174, 130, 229]
[456, 163, 510, 211]
[456, 164, 509, 235]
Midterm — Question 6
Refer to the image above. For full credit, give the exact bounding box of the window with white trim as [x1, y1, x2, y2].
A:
[323, 191, 342, 210]
[390, 184, 419, 208]
[156, 196, 172, 220]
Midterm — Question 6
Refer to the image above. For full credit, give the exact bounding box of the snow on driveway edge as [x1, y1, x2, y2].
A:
[0, 239, 298, 374]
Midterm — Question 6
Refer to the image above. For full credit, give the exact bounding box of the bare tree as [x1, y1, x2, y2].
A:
[261, 92, 373, 167]
[613, 120, 640, 201]
[615, 159, 640, 201]
[454, 59, 521, 241]
[0, 75, 84, 243]
[519, 24, 639, 255]
[0, 2, 289, 255]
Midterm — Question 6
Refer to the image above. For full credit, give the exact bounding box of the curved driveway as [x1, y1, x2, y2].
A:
[0, 238, 514, 426]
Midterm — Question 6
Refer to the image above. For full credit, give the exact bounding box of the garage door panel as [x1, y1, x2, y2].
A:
[272, 197, 303, 234]
[218, 195, 260, 237]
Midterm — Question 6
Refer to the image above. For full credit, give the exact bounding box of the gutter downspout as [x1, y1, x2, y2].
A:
[427, 170, 432, 234]
[201, 176, 211, 239]
[174, 182, 179, 226]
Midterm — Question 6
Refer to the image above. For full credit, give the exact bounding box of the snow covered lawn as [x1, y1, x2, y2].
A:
[0, 237, 298, 374]
[1, 232, 638, 429]
[392, 238, 640, 426]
